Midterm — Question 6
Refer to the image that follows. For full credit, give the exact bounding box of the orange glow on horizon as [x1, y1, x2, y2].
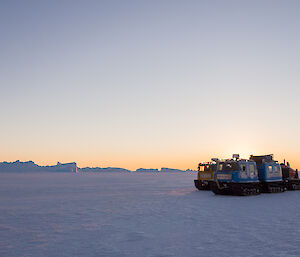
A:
[1, 151, 299, 171]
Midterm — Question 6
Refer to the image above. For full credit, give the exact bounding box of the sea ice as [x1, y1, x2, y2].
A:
[0, 172, 299, 257]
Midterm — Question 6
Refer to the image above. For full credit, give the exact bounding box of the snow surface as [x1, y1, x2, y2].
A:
[0, 172, 299, 257]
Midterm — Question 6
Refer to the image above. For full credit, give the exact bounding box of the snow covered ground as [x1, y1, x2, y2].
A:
[0, 172, 299, 257]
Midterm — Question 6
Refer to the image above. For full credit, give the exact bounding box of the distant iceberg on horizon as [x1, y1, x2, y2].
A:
[0, 160, 196, 173]
[0, 160, 78, 173]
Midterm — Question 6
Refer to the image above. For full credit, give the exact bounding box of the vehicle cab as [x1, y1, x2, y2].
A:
[211, 154, 260, 195]
[197, 162, 215, 181]
[250, 155, 282, 182]
[194, 160, 217, 190]
[215, 157, 259, 183]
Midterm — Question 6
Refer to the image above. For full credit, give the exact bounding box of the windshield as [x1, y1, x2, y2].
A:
[218, 162, 239, 171]
[198, 164, 214, 172]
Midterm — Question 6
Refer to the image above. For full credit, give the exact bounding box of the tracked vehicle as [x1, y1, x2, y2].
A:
[194, 160, 217, 190]
[250, 155, 285, 193]
[280, 160, 300, 190]
[211, 155, 260, 196]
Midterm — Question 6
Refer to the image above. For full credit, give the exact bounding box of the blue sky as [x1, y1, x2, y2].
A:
[1, 0, 300, 169]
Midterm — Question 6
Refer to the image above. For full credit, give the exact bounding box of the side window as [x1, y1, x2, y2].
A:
[249, 164, 256, 177]
[240, 164, 246, 172]
[240, 163, 247, 178]
[268, 165, 273, 173]
[274, 165, 279, 174]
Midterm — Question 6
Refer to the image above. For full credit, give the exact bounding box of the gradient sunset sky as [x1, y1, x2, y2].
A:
[1, 0, 300, 170]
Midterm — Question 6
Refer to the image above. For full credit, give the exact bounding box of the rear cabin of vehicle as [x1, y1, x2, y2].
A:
[250, 155, 285, 193]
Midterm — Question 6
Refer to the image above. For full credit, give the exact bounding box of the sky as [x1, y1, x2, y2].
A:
[1, 0, 300, 170]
